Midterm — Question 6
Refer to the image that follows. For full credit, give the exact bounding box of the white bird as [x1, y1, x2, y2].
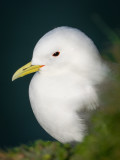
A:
[12, 26, 109, 143]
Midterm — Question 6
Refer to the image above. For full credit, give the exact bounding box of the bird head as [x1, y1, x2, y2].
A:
[12, 26, 106, 82]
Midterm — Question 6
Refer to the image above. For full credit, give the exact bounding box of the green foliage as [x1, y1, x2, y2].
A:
[0, 19, 120, 160]
[0, 103, 120, 160]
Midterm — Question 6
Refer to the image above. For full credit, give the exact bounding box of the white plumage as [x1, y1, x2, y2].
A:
[28, 26, 109, 143]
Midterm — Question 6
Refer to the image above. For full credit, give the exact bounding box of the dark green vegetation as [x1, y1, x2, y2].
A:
[0, 103, 120, 160]
[0, 22, 120, 160]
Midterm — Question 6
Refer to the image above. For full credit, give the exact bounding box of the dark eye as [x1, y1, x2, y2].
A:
[52, 51, 60, 57]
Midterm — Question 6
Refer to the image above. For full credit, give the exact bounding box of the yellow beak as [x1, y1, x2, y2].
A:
[12, 62, 44, 81]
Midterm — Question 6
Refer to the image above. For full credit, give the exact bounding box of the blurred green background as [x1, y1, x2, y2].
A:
[0, 0, 120, 159]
